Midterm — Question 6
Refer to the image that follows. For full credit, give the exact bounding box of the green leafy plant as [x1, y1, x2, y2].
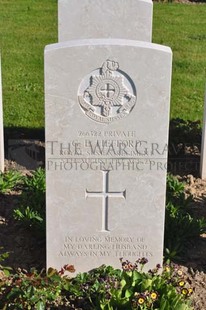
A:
[0, 248, 11, 278]
[67, 259, 193, 310]
[166, 174, 193, 213]
[164, 174, 206, 260]
[0, 264, 76, 310]
[0, 260, 193, 309]
[0, 170, 22, 194]
[13, 168, 46, 233]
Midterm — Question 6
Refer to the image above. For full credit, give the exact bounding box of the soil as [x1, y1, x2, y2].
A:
[181, 177, 206, 310]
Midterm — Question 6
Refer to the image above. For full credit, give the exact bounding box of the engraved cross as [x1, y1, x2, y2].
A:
[85, 171, 126, 232]
[100, 83, 115, 99]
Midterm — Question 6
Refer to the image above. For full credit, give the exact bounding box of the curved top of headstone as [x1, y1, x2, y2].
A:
[58, 0, 153, 42]
[45, 38, 171, 54]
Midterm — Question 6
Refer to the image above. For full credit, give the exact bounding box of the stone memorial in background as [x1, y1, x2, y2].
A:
[45, 38, 172, 273]
[0, 56, 4, 172]
[200, 88, 206, 179]
[58, 0, 153, 42]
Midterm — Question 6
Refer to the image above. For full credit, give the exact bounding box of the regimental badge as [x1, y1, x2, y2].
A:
[78, 60, 136, 123]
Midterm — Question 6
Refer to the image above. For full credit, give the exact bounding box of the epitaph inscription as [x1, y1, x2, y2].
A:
[59, 235, 152, 258]
[78, 60, 136, 123]
[86, 170, 126, 232]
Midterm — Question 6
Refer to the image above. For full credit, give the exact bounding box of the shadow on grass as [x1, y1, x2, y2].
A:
[4, 127, 44, 140]
[168, 118, 201, 177]
[4, 127, 44, 155]
[190, 0, 206, 2]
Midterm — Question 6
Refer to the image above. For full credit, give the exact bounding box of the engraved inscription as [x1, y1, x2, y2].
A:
[78, 60, 136, 123]
[59, 235, 153, 258]
[85, 170, 126, 232]
[47, 158, 168, 172]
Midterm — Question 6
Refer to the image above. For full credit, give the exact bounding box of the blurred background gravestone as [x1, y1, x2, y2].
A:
[58, 0, 153, 42]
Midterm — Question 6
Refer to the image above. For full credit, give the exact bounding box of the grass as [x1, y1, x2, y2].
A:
[0, 0, 57, 128]
[0, 1, 205, 128]
[153, 3, 206, 122]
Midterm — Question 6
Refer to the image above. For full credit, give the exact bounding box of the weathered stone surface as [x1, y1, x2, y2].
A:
[45, 39, 172, 274]
[58, 0, 153, 42]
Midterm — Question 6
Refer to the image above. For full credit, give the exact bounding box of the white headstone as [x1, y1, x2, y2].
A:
[58, 0, 153, 42]
[200, 87, 206, 179]
[45, 39, 172, 274]
[0, 56, 4, 172]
